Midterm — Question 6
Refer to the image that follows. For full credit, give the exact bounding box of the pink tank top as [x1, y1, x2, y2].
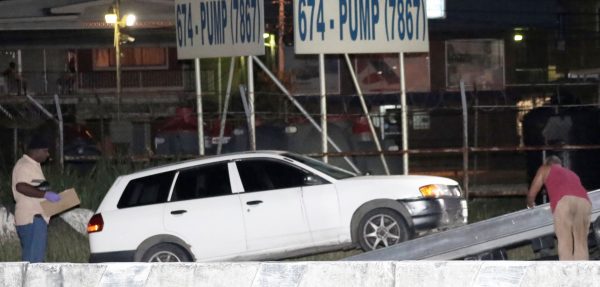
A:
[545, 164, 590, 212]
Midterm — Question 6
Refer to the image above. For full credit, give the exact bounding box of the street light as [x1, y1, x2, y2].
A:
[105, 0, 135, 119]
[513, 33, 524, 42]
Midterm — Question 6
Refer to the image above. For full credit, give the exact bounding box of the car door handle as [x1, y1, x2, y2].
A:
[170, 210, 187, 215]
[246, 200, 263, 206]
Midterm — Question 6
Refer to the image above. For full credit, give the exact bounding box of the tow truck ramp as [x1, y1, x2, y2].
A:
[345, 189, 600, 261]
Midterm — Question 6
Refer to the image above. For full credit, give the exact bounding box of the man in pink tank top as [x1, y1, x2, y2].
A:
[527, 155, 591, 260]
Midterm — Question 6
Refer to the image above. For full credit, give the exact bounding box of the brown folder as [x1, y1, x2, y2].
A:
[40, 188, 81, 217]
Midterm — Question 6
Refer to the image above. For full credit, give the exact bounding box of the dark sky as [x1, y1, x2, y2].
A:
[432, 0, 559, 31]
[263, 0, 559, 32]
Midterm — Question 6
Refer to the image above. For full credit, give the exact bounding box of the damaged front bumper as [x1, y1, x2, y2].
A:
[401, 197, 468, 233]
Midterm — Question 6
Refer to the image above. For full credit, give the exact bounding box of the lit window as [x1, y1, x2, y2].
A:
[94, 47, 167, 69]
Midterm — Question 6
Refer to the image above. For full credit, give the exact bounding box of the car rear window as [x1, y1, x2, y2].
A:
[171, 162, 232, 201]
[117, 171, 175, 208]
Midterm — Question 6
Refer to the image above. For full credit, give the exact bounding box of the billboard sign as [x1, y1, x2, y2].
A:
[284, 47, 341, 95]
[293, 0, 429, 54]
[426, 0, 445, 19]
[446, 39, 505, 91]
[175, 0, 265, 59]
[354, 53, 430, 93]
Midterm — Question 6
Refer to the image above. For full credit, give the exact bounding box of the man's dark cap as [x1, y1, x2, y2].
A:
[27, 134, 51, 150]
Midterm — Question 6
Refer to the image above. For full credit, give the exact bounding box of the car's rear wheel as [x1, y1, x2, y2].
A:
[142, 243, 191, 262]
[357, 208, 409, 251]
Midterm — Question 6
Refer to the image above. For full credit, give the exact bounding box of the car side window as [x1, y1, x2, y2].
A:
[117, 171, 175, 208]
[171, 162, 231, 201]
[236, 159, 310, 192]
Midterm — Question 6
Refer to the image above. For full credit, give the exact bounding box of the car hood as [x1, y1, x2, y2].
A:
[339, 175, 459, 186]
[332, 175, 460, 198]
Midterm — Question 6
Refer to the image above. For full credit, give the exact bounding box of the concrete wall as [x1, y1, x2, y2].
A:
[1, 261, 599, 287]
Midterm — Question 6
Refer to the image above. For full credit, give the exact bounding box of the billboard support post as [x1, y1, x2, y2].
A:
[400, 53, 409, 175]
[344, 54, 390, 175]
[195, 58, 204, 156]
[319, 54, 328, 162]
[253, 56, 361, 174]
[248, 56, 256, 151]
[217, 58, 236, 155]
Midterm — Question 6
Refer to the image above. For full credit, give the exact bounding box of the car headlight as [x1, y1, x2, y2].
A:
[419, 184, 461, 198]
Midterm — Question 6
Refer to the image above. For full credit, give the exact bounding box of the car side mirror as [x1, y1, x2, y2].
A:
[304, 175, 323, 186]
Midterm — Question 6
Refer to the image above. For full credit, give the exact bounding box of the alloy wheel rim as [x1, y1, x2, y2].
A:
[148, 251, 181, 262]
[362, 214, 401, 250]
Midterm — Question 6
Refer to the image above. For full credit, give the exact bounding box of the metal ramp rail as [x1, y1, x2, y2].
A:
[345, 189, 600, 261]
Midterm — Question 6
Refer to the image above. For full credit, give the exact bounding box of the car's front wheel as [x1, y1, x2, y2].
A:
[141, 243, 191, 262]
[357, 208, 409, 251]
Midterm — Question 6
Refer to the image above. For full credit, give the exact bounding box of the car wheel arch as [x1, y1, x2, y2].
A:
[134, 234, 195, 262]
[349, 199, 414, 245]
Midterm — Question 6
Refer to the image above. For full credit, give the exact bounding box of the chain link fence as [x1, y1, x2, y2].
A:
[0, 70, 599, 194]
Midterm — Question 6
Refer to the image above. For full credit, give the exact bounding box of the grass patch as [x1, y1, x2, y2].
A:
[468, 196, 525, 223]
[0, 239, 20, 261]
[506, 245, 536, 260]
[287, 249, 363, 261]
[0, 218, 89, 262]
[46, 218, 90, 262]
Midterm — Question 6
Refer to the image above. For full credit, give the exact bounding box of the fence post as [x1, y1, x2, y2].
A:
[54, 94, 64, 170]
[460, 81, 469, 200]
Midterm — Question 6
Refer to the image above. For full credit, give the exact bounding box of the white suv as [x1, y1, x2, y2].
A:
[88, 151, 467, 262]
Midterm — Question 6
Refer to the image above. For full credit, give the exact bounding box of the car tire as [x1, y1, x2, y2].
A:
[141, 243, 192, 262]
[357, 208, 409, 251]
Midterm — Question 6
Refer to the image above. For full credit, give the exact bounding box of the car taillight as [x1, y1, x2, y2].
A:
[87, 213, 104, 233]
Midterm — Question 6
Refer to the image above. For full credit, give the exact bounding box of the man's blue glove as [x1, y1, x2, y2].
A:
[44, 191, 60, 202]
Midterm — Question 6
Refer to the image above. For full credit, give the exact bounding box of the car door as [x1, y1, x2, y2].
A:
[234, 158, 312, 253]
[301, 180, 343, 245]
[163, 161, 246, 261]
[104, 171, 175, 254]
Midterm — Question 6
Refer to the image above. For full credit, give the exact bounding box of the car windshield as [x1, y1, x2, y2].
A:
[283, 152, 356, 180]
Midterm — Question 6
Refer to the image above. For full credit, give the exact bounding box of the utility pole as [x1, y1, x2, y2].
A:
[105, 0, 135, 119]
[114, 0, 121, 119]
[277, 0, 285, 80]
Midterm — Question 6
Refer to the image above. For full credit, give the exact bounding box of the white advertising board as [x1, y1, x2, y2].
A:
[446, 39, 505, 91]
[175, 0, 265, 59]
[427, 0, 445, 19]
[293, 0, 429, 54]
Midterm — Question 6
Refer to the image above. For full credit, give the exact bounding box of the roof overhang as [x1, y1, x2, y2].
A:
[0, 0, 174, 30]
